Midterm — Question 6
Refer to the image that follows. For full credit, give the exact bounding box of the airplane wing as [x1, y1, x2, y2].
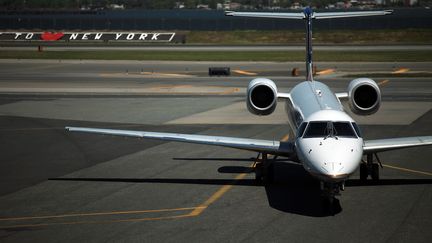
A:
[66, 127, 295, 157]
[225, 11, 305, 19]
[363, 136, 432, 153]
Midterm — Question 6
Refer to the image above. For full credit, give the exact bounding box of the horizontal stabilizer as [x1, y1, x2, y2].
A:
[225, 11, 304, 19]
[225, 10, 393, 20]
[314, 10, 393, 19]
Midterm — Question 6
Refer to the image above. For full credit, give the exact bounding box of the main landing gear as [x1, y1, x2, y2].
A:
[254, 153, 275, 183]
[360, 153, 383, 181]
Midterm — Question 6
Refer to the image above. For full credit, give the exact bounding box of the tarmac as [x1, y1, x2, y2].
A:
[2, 45, 432, 51]
[0, 59, 431, 242]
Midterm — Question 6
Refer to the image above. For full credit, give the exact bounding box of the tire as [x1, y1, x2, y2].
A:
[371, 164, 380, 181]
[360, 163, 368, 181]
[264, 163, 274, 184]
[255, 163, 263, 181]
[321, 196, 335, 215]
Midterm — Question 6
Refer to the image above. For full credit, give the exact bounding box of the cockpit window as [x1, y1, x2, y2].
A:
[303, 122, 328, 138]
[333, 122, 357, 137]
[297, 122, 308, 138]
[351, 122, 362, 138]
[303, 121, 357, 138]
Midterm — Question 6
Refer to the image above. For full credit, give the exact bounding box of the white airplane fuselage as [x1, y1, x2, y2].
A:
[286, 80, 364, 182]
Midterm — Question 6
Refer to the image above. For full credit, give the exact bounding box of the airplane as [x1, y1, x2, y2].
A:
[66, 7, 432, 206]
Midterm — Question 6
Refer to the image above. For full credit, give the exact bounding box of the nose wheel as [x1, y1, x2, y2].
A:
[320, 181, 343, 214]
[360, 153, 382, 181]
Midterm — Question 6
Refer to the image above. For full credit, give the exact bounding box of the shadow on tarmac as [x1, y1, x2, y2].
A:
[50, 160, 432, 217]
[264, 162, 343, 217]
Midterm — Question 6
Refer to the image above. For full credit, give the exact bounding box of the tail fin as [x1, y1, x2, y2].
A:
[226, 8, 393, 81]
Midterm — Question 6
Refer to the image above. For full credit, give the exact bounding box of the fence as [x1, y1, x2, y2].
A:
[0, 8, 430, 31]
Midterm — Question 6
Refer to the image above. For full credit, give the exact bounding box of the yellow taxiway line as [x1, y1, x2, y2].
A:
[0, 207, 202, 222]
[392, 68, 410, 74]
[189, 170, 251, 216]
[0, 214, 200, 229]
[378, 79, 390, 87]
[316, 69, 335, 75]
[100, 72, 193, 78]
[382, 164, 432, 176]
[0, 206, 205, 229]
[233, 70, 258, 76]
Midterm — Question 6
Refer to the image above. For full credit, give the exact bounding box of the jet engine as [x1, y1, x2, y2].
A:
[247, 78, 278, 116]
[347, 78, 381, 115]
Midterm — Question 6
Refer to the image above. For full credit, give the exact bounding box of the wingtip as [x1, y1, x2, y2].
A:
[225, 11, 234, 16]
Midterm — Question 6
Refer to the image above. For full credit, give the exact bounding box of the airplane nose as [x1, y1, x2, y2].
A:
[320, 161, 346, 178]
[297, 137, 363, 181]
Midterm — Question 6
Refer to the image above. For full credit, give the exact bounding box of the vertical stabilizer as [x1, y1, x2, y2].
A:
[304, 7, 314, 81]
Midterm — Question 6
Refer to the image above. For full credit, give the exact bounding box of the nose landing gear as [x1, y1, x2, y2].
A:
[320, 181, 343, 214]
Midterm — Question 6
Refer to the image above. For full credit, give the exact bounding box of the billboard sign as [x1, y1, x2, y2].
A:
[0, 32, 176, 42]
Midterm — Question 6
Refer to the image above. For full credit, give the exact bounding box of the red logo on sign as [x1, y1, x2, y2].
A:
[41, 32, 64, 41]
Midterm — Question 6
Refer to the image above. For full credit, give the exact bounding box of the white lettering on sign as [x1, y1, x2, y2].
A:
[94, 33, 103, 40]
[82, 33, 90, 40]
[4, 32, 175, 42]
[139, 33, 148, 40]
[69, 33, 79, 40]
[25, 33, 34, 39]
[126, 33, 135, 40]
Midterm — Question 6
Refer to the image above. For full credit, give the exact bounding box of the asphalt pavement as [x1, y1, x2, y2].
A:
[1, 45, 432, 51]
[0, 60, 431, 242]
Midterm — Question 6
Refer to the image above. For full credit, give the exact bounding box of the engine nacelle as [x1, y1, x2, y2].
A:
[247, 78, 278, 116]
[347, 78, 381, 115]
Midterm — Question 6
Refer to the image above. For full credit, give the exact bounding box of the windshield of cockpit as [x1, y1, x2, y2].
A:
[302, 121, 358, 139]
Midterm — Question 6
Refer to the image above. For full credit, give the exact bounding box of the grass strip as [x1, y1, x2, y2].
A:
[2, 50, 432, 62]
[186, 29, 432, 45]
